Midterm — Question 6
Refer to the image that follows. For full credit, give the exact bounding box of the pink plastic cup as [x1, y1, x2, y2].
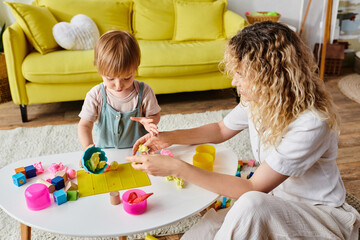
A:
[24, 183, 51, 211]
[122, 189, 147, 215]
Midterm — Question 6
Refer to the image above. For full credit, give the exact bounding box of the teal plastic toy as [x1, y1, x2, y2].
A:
[82, 146, 108, 174]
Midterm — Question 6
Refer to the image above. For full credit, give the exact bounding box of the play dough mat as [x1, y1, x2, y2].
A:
[77, 163, 151, 197]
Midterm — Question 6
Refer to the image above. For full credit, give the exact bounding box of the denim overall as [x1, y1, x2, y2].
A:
[95, 82, 148, 148]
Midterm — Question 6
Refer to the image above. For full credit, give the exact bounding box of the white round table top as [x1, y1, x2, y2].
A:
[0, 144, 237, 237]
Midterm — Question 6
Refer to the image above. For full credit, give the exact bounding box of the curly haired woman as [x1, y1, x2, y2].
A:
[127, 21, 360, 239]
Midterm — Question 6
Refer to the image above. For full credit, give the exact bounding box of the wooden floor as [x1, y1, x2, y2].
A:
[0, 72, 359, 240]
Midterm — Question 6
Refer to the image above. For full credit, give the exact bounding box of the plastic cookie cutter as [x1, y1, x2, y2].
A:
[82, 146, 108, 174]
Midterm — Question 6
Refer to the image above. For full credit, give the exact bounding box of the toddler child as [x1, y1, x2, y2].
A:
[78, 30, 161, 150]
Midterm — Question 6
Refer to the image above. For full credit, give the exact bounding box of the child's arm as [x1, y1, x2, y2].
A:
[131, 112, 160, 136]
[78, 118, 95, 150]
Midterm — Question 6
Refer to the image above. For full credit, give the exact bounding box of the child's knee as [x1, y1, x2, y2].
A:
[232, 191, 269, 214]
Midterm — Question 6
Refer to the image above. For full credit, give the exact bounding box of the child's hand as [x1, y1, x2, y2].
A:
[131, 117, 159, 136]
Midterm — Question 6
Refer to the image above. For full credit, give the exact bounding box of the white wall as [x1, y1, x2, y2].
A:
[1, 0, 32, 27]
[227, 0, 339, 50]
[227, 0, 304, 32]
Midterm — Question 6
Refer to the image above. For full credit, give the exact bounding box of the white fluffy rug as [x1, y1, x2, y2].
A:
[0, 110, 253, 239]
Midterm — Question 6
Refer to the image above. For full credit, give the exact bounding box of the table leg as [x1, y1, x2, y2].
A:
[20, 223, 31, 240]
[118, 236, 127, 240]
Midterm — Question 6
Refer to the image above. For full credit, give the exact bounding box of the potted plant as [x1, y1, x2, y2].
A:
[0, 23, 12, 103]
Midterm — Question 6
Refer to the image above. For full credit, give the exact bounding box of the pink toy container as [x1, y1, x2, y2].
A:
[122, 189, 147, 215]
[24, 183, 51, 211]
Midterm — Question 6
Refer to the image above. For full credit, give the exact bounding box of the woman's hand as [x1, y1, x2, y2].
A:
[132, 132, 172, 155]
[131, 116, 159, 136]
[126, 154, 183, 177]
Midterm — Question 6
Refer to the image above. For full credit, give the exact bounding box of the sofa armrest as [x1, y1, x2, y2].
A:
[3, 22, 31, 105]
[224, 10, 248, 39]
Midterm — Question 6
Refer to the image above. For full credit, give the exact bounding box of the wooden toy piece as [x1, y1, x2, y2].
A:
[137, 144, 148, 153]
[130, 193, 153, 204]
[15, 167, 26, 177]
[24, 165, 36, 178]
[64, 181, 78, 192]
[110, 191, 121, 205]
[12, 172, 26, 187]
[51, 176, 65, 190]
[55, 170, 67, 182]
[214, 200, 222, 211]
[221, 196, 227, 209]
[247, 171, 254, 179]
[145, 234, 160, 240]
[241, 173, 248, 179]
[36, 178, 55, 193]
[53, 189, 67, 205]
[226, 198, 231, 208]
[248, 159, 255, 167]
[67, 190, 79, 201]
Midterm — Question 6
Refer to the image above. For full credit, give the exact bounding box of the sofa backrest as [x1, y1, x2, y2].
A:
[132, 0, 215, 40]
[35, 0, 132, 35]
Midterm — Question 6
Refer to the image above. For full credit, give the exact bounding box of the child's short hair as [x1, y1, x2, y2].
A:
[94, 30, 140, 77]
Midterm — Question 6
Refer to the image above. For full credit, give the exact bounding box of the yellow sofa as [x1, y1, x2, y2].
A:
[3, 0, 247, 122]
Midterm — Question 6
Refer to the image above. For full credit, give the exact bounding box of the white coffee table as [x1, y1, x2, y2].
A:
[0, 144, 237, 240]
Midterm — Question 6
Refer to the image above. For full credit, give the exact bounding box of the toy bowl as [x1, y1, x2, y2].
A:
[193, 152, 214, 172]
[122, 189, 147, 215]
[82, 146, 108, 174]
[24, 183, 51, 211]
[195, 144, 216, 159]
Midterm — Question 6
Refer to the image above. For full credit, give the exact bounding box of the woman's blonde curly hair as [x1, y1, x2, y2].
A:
[221, 21, 340, 148]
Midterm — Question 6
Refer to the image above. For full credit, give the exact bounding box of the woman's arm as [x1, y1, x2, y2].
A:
[132, 120, 242, 154]
[78, 118, 94, 150]
[126, 154, 288, 199]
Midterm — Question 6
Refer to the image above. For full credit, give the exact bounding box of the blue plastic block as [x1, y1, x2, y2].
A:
[12, 172, 26, 187]
[53, 190, 67, 205]
[51, 176, 65, 190]
[24, 165, 36, 178]
[235, 171, 241, 177]
[247, 171, 254, 179]
[222, 196, 227, 209]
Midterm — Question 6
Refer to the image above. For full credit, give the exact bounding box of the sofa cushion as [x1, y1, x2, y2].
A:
[22, 50, 100, 84]
[53, 14, 100, 50]
[22, 39, 227, 82]
[4, 2, 59, 55]
[138, 39, 227, 77]
[36, 0, 132, 35]
[133, 0, 213, 40]
[173, 0, 226, 41]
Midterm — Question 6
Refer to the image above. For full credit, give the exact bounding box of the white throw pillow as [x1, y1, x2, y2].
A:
[53, 14, 100, 50]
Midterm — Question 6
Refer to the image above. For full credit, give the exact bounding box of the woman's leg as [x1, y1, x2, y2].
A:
[214, 191, 360, 240]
